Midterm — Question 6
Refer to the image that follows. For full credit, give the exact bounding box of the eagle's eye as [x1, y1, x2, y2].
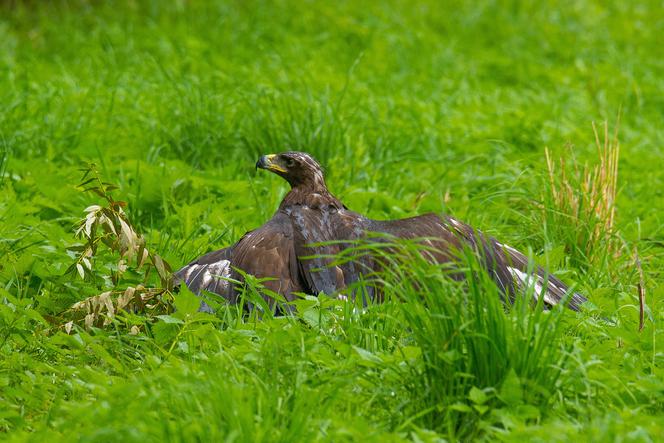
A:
[283, 157, 295, 168]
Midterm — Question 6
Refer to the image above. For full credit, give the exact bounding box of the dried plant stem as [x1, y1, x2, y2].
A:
[633, 247, 646, 332]
[65, 164, 174, 329]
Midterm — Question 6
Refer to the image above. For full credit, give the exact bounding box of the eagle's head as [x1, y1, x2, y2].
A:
[256, 151, 326, 189]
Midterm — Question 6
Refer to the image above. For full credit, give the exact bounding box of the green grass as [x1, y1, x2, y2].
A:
[1, 0, 663, 441]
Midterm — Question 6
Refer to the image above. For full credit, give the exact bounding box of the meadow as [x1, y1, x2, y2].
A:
[1, 0, 663, 441]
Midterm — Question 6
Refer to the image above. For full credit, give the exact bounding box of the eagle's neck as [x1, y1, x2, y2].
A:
[280, 179, 345, 210]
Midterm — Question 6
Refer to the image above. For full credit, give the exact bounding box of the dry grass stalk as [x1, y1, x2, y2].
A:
[544, 121, 620, 262]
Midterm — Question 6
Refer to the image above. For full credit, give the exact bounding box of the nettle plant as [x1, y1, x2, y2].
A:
[65, 164, 174, 330]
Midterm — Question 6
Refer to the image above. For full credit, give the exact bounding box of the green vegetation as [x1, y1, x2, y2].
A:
[1, 0, 662, 441]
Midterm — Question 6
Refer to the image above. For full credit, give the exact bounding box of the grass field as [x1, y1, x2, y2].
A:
[1, 0, 663, 441]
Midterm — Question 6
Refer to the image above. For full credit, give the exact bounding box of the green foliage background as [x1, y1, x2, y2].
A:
[1, 0, 662, 441]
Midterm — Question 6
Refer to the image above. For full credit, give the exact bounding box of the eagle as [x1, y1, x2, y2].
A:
[174, 151, 586, 312]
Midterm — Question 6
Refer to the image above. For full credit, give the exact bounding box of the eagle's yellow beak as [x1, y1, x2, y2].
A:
[256, 154, 287, 173]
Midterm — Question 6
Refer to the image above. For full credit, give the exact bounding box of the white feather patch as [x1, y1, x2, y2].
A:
[207, 260, 231, 281]
[498, 242, 521, 255]
[507, 267, 556, 305]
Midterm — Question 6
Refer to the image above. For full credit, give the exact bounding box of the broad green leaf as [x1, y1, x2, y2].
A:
[498, 368, 523, 407]
[449, 403, 472, 413]
[175, 284, 201, 316]
[152, 321, 179, 347]
[468, 387, 487, 405]
[352, 346, 383, 365]
[156, 315, 184, 324]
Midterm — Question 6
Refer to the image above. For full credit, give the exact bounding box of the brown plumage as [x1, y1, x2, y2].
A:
[174, 152, 586, 312]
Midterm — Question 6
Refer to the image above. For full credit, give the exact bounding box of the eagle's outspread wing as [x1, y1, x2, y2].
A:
[174, 151, 587, 312]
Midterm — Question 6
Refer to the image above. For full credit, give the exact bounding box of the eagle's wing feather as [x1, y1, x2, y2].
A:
[437, 215, 586, 310]
[289, 206, 349, 295]
[369, 213, 464, 260]
[369, 214, 586, 310]
[174, 247, 234, 309]
[174, 212, 305, 308]
[492, 239, 587, 310]
[231, 211, 305, 303]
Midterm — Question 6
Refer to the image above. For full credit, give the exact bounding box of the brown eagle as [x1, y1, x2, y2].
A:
[175, 152, 586, 312]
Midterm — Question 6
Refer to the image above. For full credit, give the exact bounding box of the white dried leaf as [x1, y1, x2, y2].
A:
[84, 214, 95, 237]
[64, 321, 74, 334]
[117, 287, 135, 310]
[118, 218, 137, 259]
[76, 263, 85, 279]
[98, 291, 115, 318]
[90, 296, 100, 311]
[84, 205, 101, 213]
[153, 255, 167, 279]
[71, 300, 86, 310]
[138, 247, 149, 269]
[103, 216, 117, 235]
[84, 313, 95, 329]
